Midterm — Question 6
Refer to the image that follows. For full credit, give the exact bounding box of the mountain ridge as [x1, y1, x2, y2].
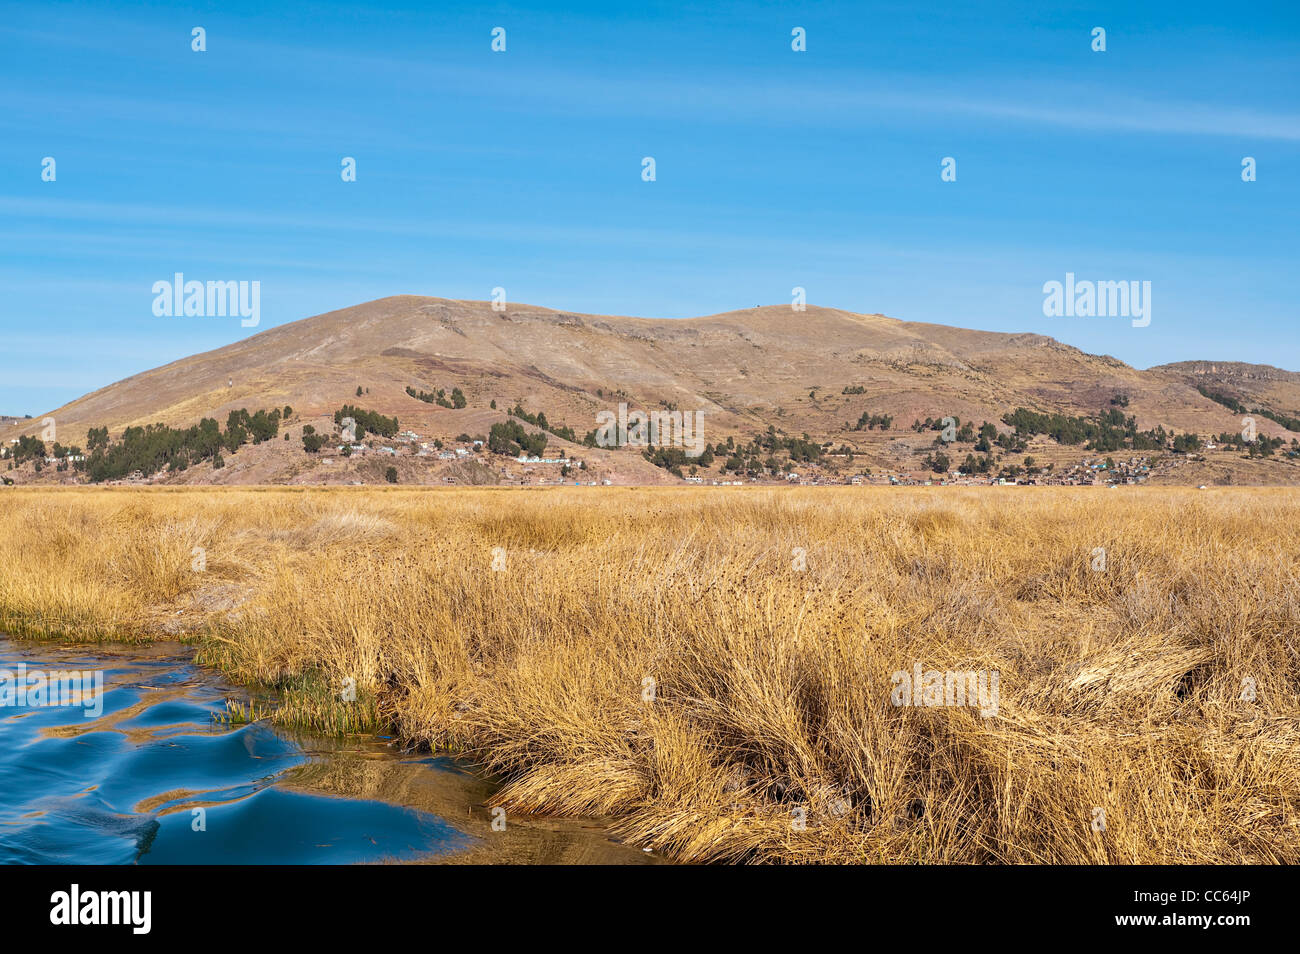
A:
[4, 296, 1299, 486]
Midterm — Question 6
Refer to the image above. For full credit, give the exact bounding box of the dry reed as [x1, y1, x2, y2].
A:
[1, 485, 1297, 863]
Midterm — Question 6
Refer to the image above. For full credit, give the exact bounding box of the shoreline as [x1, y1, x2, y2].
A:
[3, 485, 1298, 863]
[0, 633, 652, 865]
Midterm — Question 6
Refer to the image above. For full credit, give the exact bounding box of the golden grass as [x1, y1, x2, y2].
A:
[2, 485, 1298, 863]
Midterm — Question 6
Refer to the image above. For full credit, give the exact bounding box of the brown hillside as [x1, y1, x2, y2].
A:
[4, 297, 1299, 485]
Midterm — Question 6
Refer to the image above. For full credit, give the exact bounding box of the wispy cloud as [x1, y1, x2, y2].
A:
[3, 39, 1294, 143]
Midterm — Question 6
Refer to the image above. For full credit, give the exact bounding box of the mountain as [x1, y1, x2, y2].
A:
[1149, 361, 1300, 418]
[4, 296, 1299, 486]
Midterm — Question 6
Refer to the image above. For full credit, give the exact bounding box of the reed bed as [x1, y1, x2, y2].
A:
[1, 485, 1297, 863]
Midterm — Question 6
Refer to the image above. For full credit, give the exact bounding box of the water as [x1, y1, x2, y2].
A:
[0, 638, 654, 865]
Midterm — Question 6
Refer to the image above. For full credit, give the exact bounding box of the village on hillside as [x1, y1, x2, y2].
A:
[5, 408, 1293, 489]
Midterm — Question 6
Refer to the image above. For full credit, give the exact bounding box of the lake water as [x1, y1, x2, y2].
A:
[0, 637, 653, 865]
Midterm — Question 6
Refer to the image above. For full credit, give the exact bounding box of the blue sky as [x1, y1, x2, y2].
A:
[1, 0, 1296, 414]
